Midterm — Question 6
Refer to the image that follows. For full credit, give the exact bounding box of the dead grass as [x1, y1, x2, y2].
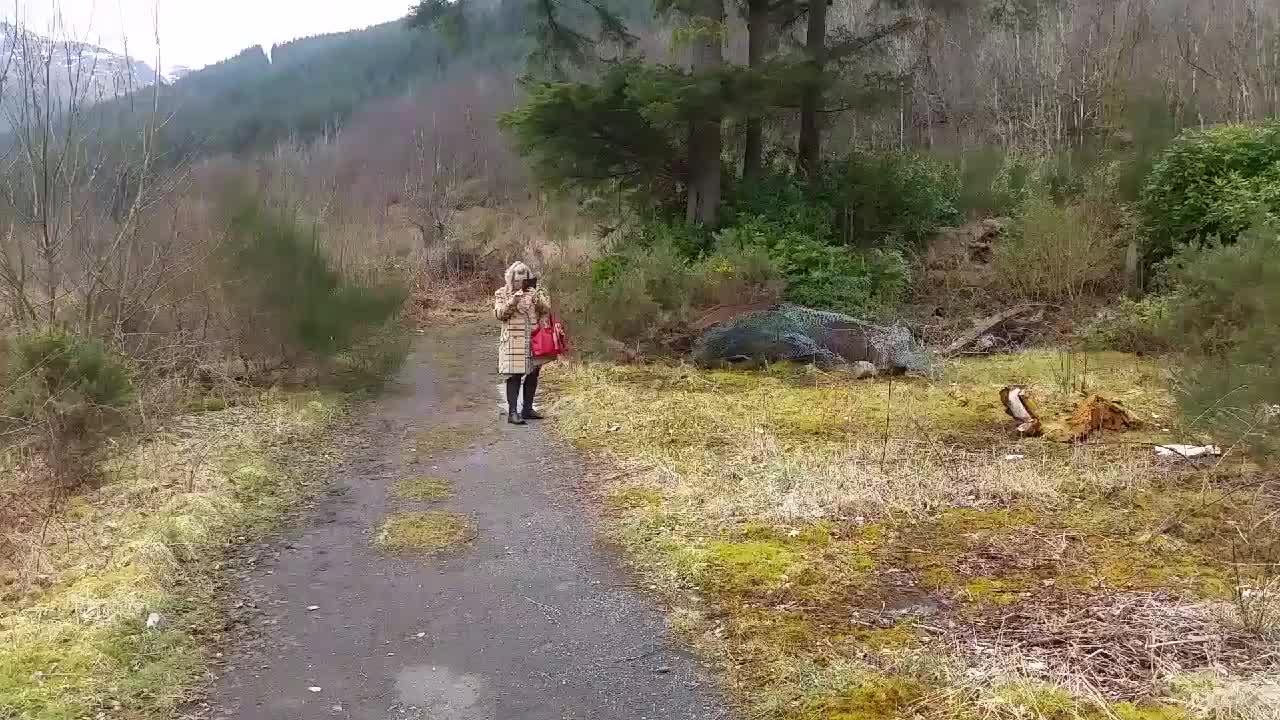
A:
[0, 392, 346, 720]
[543, 351, 1280, 720]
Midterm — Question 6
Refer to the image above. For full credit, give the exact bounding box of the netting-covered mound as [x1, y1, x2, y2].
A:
[691, 304, 931, 374]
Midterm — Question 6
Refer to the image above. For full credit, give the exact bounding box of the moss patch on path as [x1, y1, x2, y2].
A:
[375, 512, 474, 554]
[391, 476, 454, 502]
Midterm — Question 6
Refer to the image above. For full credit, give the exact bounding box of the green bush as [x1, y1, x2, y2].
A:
[1114, 96, 1182, 203]
[992, 195, 1125, 303]
[548, 243, 683, 353]
[595, 272, 666, 342]
[716, 214, 908, 316]
[627, 240, 701, 313]
[335, 319, 412, 391]
[547, 229, 787, 353]
[4, 328, 133, 428]
[223, 202, 407, 360]
[1139, 123, 1280, 264]
[948, 146, 1035, 218]
[1161, 220, 1280, 457]
[1082, 295, 1172, 354]
[694, 235, 786, 307]
[824, 152, 960, 246]
[3, 328, 133, 478]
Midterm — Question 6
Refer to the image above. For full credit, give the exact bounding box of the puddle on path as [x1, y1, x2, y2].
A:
[392, 665, 493, 720]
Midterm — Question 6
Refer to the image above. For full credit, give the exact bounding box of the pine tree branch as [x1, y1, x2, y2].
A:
[826, 17, 920, 61]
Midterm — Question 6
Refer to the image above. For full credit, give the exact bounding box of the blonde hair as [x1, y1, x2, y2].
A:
[504, 261, 532, 292]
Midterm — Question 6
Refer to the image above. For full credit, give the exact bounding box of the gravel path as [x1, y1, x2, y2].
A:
[203, 323, 729, 720]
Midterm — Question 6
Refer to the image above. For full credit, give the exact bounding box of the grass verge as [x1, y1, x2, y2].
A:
[0, 391, 347, 720]
[545, 350, 1280, 719]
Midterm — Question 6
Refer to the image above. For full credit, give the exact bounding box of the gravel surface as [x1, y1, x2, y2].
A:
[202, 327, 730, 720]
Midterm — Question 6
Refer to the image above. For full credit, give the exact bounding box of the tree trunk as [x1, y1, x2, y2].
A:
[743, 0, 768, 181]
[686, 0, 724, 228]
[797, 0, 827, 190]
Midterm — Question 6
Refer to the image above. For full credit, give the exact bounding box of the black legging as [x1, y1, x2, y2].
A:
[505, 366, 541, 415]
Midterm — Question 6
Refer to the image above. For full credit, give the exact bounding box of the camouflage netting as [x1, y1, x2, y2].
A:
[691, 304, 932, 374]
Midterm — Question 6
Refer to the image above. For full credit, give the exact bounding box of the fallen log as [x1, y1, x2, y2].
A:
[945, 304, 1049, 356]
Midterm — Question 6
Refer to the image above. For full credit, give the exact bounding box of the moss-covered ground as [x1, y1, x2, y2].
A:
[545, 351, 1279, 720]
[0, 392, 347, 720]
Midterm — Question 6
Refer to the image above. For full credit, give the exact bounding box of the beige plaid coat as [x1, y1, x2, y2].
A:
[494, 286, 552, 376]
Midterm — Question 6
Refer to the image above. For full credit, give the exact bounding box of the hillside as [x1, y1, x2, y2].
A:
[0, 22, 157, 131]
[93, 12, 540, 165]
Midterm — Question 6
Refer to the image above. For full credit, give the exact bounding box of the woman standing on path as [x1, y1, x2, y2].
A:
[494, 261, 552, 425]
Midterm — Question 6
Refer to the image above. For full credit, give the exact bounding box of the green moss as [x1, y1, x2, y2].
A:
[992, 682, 1082, 719]
[0, 394, 345, 720]
[742, 521, 834, 547]
[607, 486, 664, 510]
[1166, 673, 1218, 699]
[937, 507, 1038, 533]
[819, 674, 927, 720]
[843, 546, 876, 573]
[0, 619, 201, 720]
[1109, 702, 1189, 720]
[919, 566, 960, 590]
[374, 512, 474, 554]
[1061, 487, 1239, 544]
[962, 577, 1026, 606]
[732, 610, 817, 655]
[390, 477, 453, 502]
[856, 524, 886, 544]
[680, 540, 804, 594]
[774, 407, 848, 439]
[1084, 545, 1231, 598]
[852, 623, 922, 651]
[546, 354, 1238, 720]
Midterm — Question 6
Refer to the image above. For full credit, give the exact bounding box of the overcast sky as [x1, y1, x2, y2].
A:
[9, 0, 415, 73]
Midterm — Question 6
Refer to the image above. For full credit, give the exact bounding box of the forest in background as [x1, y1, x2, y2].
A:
[0, 0, 1277, 555]
[2, 0, 1280, 717]
[0, 0, 1277, 567]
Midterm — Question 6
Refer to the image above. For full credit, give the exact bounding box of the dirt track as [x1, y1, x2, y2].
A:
[203, 322, 728, 719]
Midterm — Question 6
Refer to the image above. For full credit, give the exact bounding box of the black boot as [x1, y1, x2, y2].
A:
[505, 375, 525, 425]
[521, 367, 543, 420]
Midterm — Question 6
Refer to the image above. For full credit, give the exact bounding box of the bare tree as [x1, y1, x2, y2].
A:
[0, 5, 189, 342]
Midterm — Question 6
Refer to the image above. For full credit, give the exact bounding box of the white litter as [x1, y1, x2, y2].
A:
[308, 687, 322, 693]
[1155, 444, 1222, 459]
[1004, 454, 1026, 462]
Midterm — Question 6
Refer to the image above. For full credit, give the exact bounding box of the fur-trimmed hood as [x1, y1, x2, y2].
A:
[504, 261, 532, 293]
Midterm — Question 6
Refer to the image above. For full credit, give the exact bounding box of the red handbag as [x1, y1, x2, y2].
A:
[531, 314, 568, 358]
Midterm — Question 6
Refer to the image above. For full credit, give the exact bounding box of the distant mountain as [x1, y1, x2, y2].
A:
[96, 16, 528, 164]
[1, 22, 158, 103]
[75, 1, 650, 166]
[165, 65, 194, 83]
